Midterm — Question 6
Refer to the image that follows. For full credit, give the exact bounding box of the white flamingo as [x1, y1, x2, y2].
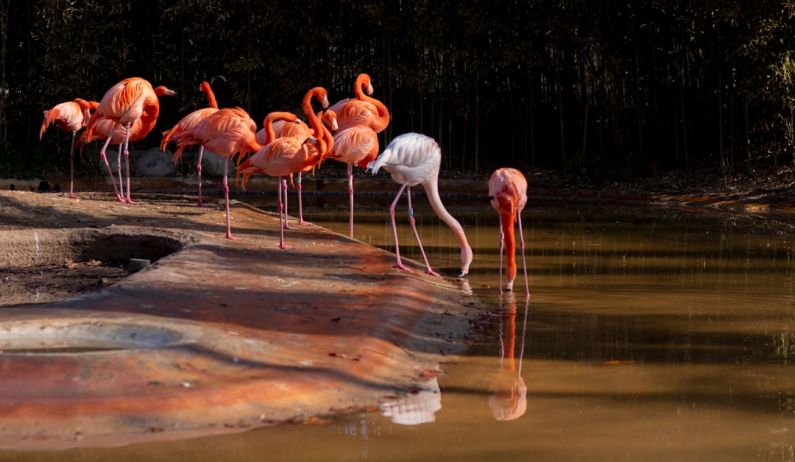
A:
[367, 133, 473, 278]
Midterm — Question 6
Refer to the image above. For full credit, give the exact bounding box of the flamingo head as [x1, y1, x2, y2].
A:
[199, 81, 212, 93]
[321, 109, 338, 131]
[154, 86, 177, 97]
[309, 87, 329, 109]
[355, 73, 374, 96]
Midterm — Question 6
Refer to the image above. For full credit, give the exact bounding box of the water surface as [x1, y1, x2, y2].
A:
[3, 194, 794, 461]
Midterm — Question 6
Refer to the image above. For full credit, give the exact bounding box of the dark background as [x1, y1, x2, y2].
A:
[2, 0, 794, 181]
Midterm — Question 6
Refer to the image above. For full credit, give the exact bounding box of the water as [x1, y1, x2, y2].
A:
[4, 194, 795, 461]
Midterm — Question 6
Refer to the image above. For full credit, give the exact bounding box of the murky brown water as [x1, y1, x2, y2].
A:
[3, 194, 795, 461]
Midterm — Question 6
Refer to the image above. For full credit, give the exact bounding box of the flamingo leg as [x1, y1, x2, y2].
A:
[196, 145, 204, 207]
[99, 137, 124, 202]
[499, 221, 504, 293]
[297, 172, 306, 225]
[68, 131, 76, 198]
[122, 123, 136, 204]
[347, 163, 354, 238]
[115, 142, 124, 201]
[282, 178, 290, 229]
[277, 176, 286, 249]
[406, 187, 441, 277]
[223, 156, 234, 239]
[517, 211, 530, 297]
[388, 183, 412, 273]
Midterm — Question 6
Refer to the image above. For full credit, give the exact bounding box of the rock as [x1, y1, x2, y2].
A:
[127, 258, 151, 274]
[136, 148, 176, 177]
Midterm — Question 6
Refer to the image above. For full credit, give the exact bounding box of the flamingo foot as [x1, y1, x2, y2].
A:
[197, 199, 203, 207]
[115, 195, 125, 203]
[395, 261, 415, 274]
[225, 232, 236, 240]
[424, 268, 442, 278]
[67, 194, 77, 200]
[505, 279, 515, 291]
[125, 198, 140, 205]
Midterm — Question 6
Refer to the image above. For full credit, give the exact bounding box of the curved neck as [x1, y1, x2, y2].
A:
[421, 177, 473, 274]
[353, 74, 370, 100]
[361, 94, 390, 132]
[320, 113, 334, 156]
[203, 85, 218, 109]
[263, 112, 297, 145]
[303, 90, 324, 138]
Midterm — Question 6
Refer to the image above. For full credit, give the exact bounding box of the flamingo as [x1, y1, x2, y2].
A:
[329, 73, 390, 132]
[161, 80, 219, 206]
[238, 111, 319, 249]
[488, 168, 530, 294]
[191, 107, 261, 239]
[255, 86, 330, 225]
[489, 292, 529, 421]
[328, 73, 391, 238]
[367, 133, 472, 278]
[39, 98, 97, 198]
[85, 77, 175, 203]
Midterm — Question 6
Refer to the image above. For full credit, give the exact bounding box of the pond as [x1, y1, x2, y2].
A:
[3, 192, 795, 461]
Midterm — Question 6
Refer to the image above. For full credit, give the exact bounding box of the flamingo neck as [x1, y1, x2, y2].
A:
[362, 94, 390, 132]
[203, 86, 218, 109]
[353, 74, 370, 100]
[421, 176, 473, 275]
[500, 211, 518, 285]
[304, 92, 324, 138]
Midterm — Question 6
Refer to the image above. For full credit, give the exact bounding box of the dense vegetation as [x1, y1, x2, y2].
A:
[0, 0, 793, 180]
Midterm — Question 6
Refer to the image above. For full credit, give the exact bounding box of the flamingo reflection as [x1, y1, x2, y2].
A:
[489, 292, 530, 421]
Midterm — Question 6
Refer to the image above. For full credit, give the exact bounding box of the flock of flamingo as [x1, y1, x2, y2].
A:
[39, 73, 530, 293]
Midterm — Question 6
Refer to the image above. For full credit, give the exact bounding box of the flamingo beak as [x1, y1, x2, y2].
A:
[331, 119, 339, 131]
[367, 83, 374, 95]
[322, 96, 329, 108]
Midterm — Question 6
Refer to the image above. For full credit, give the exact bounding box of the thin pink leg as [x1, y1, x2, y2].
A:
[297, 172, 306, 225]
[68, 131, 76, 198]
[282, 178, 290, 229]
[406, 187, 441, 277]
[99, 137, 123, 202]
[277, 176, 286, 249]
[123, 123, 137, 204]
[223, 156, 234, 239]
[115, 143, 124, 201]
[347, 163, 354, 238]
[388, 184, 412, 273]
[517, 211, 530, 297]
[197, 146, 204, 207]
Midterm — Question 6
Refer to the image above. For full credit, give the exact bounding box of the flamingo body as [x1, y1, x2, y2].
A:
[488, 168, 529, 293]
[368, 133, 473, 277]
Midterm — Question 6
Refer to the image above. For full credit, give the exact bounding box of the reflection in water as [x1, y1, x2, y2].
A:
[380, 378, 442, 426]
[489, 292, 529, 421]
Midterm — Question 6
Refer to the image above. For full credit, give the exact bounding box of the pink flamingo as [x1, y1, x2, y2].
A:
[85, 77, 175, 203]
[191, 107, 261, 239]
[329, 73, 390, 132]
[39, 98, 97, 198]
[255, 87, 330, 225]
[488, 168, 529, 295]
[161, 81, 220, 206]
[328, 74, 391, 238]
[238, 111, 320, 248]
[367, 133, 472, 278]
